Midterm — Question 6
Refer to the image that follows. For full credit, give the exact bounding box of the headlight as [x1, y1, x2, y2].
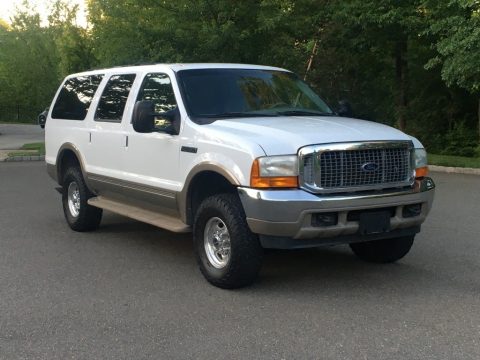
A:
[257, 155, 298, 177]
[250, 155, 298, 188]
[413, 148, 429, 178]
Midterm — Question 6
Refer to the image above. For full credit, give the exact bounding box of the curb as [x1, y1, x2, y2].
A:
[3, 155, 45, 162]
[429, 165, 480, 176]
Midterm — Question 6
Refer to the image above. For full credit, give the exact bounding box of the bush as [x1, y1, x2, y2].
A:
[440, 121, 478, 157]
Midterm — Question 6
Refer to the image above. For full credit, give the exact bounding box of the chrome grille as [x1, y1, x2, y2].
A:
[303, 154, 315, 184]
[299, 142, 414, 193]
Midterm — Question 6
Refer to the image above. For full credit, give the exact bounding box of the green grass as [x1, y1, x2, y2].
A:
[428, 154, 480, 169]
[0, 120, 36, 124]
[8, 142, 45, 157]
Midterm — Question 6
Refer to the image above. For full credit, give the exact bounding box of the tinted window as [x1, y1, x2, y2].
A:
[95, 74, 136, 122]
[52, 75, 103, 120]
[177, 69, 333, 122]
[136, 73, 177, 113]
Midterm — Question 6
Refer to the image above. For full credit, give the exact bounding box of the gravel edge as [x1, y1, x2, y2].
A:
[3, 155, 45, 162]
[429, 165, 480, 176]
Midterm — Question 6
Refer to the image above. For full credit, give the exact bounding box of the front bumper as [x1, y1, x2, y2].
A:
[238, 177, 435, 246]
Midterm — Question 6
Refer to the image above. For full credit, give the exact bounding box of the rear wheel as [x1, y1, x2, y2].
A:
[193, 194, 263, 289]
[349, 236, 415, 263]
[62, 167, 102, 232]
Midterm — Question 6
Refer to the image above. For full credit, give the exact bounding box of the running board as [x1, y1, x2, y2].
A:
[88, 196, 191, 233]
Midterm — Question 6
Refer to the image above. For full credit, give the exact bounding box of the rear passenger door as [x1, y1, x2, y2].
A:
[85, 73, 136, 179]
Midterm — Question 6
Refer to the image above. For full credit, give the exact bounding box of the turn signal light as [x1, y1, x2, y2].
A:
[250, 159, 299, 188]
[415, 166, 429, 178]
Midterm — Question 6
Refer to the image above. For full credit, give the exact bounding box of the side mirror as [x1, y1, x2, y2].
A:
[337, 100, 353, 118]
[132, 100, 180, 135]
[132, 101, 155, 133]
[155, 107, 181, 135]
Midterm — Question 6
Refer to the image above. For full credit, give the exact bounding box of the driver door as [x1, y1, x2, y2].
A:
[121, 72, 182, 212]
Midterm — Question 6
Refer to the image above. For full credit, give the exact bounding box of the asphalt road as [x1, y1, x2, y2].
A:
[1, 162, 479, 359]
[0, 124, 44, 150]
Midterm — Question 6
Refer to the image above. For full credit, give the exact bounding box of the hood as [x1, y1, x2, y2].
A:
[205, 116, 413, 155]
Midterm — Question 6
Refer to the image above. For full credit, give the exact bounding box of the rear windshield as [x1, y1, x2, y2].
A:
[52, 75, 104, 120]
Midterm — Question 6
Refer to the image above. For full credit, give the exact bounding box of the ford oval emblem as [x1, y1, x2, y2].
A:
[361, 162, 379, 172]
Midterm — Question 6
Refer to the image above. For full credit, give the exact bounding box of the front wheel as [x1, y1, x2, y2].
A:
[62, 167, 102, 232]
[349, 235, 415, 263]
[193, 194, 263, 289]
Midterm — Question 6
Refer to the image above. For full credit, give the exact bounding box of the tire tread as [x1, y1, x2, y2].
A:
[349, 235, 415, 263]
[193, 193, 263, 289]
[62, 167, 102, 232]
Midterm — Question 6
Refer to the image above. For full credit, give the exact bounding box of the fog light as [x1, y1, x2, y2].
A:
[312, 213, 338, 227]
[403, 204, 422, 218]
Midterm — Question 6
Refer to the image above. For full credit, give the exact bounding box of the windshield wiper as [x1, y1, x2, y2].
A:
[201, 112, 279, 118]
[276, 110, 334, 116]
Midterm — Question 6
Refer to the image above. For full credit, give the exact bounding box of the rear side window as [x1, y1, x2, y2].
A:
[52, 75, 103, 120]
[95, 74, 136, 122]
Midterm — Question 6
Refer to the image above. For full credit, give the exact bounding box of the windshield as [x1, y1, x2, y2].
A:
[176, 68, 334, 122]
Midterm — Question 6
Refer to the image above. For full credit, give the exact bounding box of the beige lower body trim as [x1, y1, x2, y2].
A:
[88, 196, 190, 233]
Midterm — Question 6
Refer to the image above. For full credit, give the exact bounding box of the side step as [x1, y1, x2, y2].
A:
[88, 196, 191, 233]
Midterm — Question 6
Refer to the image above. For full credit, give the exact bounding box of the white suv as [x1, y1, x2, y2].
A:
[45, 63, 435, 288]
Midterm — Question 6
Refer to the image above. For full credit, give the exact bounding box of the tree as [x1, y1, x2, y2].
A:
[0, 2, 60, 119]
[48, 0, 95, 74]
[328, 0, 427, 131]
[87, 0, 299, 66]
[425, 0, 480, 139]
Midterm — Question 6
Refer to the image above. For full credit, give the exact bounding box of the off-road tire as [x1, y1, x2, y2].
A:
[349, 235, 415, 263]
[62, 167, 102, 232]
[193, 194, 263, 289]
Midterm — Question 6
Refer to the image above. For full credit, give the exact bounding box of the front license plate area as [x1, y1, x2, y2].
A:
[358, 211, 391, 235]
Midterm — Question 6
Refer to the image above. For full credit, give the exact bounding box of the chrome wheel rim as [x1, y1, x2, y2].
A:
[204, 217, 231, 269]
[67, 182, 81, 217]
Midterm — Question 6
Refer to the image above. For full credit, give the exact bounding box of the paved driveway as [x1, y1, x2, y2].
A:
[0, 162, 479, 359]
[0, 124, 44, 150]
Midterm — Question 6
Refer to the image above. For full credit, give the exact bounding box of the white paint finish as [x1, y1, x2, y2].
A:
[408, 135, 425, 149]
[175, 120, 265, 187]
[84, 121, 126, 178]
[205, 116, 413, 156]
[44, 118, 89, 167]
[121, 131, 183, 191]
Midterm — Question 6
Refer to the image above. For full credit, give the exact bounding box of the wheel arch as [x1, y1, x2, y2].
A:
[55, 143, 89, 187]
[178, 164, 241, 225]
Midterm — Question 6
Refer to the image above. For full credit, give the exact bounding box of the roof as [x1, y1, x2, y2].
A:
[66, 63, 290, 79]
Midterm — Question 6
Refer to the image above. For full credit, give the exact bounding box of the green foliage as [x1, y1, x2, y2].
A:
[7, 142, 45, 157]
[424, 0, 480, 93]
[442, 121, 478, 156]
[49, 0, 95, 74]
[423, 0, 480, 140]
[0, 4, 59, 119]
[428, 153, 480, 168]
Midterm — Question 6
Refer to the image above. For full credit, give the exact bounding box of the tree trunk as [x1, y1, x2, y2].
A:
[304, 40, 318, 81]
[395, 41, 408, 131]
